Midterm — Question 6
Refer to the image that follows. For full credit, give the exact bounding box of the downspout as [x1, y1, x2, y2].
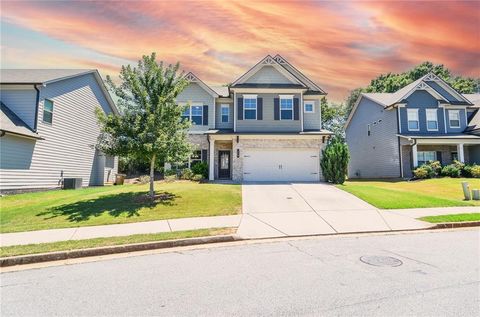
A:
[410, 138, 417, 172]
[33, 84, 40, 132]
[395, 106, 403, 178]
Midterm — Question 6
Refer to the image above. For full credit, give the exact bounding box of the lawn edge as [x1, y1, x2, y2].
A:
[432, 221, 480, 229]
[0, 234, 238, 267]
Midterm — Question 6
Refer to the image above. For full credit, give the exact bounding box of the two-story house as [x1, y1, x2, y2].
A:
[0, 69, 119, 192]
[345, 72, 480, 178]
[176, 54, 332, 182]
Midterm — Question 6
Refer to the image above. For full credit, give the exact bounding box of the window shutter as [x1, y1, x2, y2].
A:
[274, 98, 279, 120]
[436, 151, 442, 164]
[238, 98, 243, 120]
[203, 105, 208, 125]
[257, 97, 263, 120]
[294, 98, 299, 120]
[202, 149, 208, 162]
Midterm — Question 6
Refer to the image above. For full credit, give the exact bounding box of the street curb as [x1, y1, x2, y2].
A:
[433, 221, 480, 229]
[0, 235, 237, 267]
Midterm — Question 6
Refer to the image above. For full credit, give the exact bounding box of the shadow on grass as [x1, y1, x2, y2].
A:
[36, 191, 178, 223]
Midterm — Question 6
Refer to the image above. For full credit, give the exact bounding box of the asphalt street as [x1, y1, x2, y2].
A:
[1, 229, 479, 316]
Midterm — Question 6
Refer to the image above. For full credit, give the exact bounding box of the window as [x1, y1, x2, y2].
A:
[407, 108, 419, 131]
[280, 95, 293, 120]
[304, 101, 314, 113]
[181, 104, 203, 125]
[449, 110, 460, 128]
[452, 152, 458, 161]
[190, 150, 202, 167]
[426, 109, 438, 131]
[43, 99, 54, 124]
[221, 104, 229, 123]
[243, 96, 257, 120]
[417, 151, 436, 166]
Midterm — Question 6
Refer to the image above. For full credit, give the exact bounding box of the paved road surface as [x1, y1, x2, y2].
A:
[2, 229, 479, 316]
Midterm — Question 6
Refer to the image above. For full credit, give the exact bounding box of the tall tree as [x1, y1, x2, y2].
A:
[96, 53, 192, 198]
[320, 97, 347, 136]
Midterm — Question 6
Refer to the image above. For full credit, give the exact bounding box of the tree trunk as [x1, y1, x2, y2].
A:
[149, 154, 156, 198]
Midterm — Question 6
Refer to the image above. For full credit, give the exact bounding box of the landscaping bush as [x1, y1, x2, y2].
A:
[426, 160, 442, 176]
[413, 164, 435, 179]
[192, 174, 204, 181]
[320, 135, 350, 184]
[138, 175, 151, 184]
[441, 164, 461, 178]
[468, 165, 480, 178]
[191, 161, 209, 179]
[180, 168, 194, 180]
[164, 169, 177, 177]
[164, 175, 177, 182]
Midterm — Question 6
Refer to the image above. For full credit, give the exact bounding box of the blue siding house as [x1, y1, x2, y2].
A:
[345, 72, 480, 178]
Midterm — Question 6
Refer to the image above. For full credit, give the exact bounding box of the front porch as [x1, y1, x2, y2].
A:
[399, 135, 480, 178]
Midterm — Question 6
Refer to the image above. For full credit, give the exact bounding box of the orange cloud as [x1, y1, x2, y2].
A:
[2, 0, 478, 102]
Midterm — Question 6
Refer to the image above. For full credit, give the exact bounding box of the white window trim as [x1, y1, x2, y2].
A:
[279, 95, 294, 121]
[220, 104, 229, 123]
[303, 101, 315, 113]
[417, 151, 436, 165]
[243, 95, 257, 120]
[407, 108, 419, 131]
[448, 109, 461, 128]
[43, 99, 54, 124]
[425, 108, 438, 131]
[182, 102, 203, 125]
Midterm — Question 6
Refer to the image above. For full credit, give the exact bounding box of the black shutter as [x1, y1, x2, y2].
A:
[436, 151, 442, 164]
[274, 98, 279, 120]
[203, 105, 208, 125]
[238, 98, 243, 120]
[257, 98, 263, 120]
[293, 98, 299, 120]
[202, 149, 208, 162]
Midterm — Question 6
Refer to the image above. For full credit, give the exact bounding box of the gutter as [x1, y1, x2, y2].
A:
[33, 84, 40, 132]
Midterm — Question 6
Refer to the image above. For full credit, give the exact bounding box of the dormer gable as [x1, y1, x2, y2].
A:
[183, 72, 219, 98]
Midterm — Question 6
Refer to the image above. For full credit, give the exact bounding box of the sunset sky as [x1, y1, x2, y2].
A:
[1, 0, 479, 102]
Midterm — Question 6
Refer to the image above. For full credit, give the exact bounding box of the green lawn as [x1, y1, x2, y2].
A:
[0, 181, 241, 233]
[0, 228, 234, 258]
[419, 213, 480, 223]
[337, 178, 480, 209]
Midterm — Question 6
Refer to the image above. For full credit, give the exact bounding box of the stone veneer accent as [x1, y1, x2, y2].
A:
[231, 137, 325, 181]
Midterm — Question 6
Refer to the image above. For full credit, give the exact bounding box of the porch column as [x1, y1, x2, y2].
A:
[457, 143, 465, 163]
[209, 139, 215, 181]
[412, 143, 418, 167]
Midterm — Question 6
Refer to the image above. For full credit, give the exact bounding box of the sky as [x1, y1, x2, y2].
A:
[1, 0, 479, 102]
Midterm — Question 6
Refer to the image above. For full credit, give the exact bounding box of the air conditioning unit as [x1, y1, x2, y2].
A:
[63, 178, 83, 190]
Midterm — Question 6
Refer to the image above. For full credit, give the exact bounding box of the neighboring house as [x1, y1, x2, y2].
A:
[176, 54, 331, 181]
[0, 69, 119, 192]
[345, 72, 480, 179]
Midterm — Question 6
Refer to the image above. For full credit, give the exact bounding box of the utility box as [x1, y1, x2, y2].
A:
[63, 178, 82, 190]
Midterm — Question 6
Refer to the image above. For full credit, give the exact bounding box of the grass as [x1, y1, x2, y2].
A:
[0, 227, 235, 258]
[0, 181, 241, 233]
[419, 213, 480, 223]
[337, 178, 480, 209]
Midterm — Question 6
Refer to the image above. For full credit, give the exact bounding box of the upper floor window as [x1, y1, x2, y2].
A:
[182, 104, 203, 125]
[426, 109, 438, 131]
[43, 99, 54, 124]
[407, 108, 419, 131]
[243, 95, 257, 120]
[304, 101, 314, 113]
[221, 104, 229, 123]
[280, 95, 293, 120]
[448, 110, 460, 128]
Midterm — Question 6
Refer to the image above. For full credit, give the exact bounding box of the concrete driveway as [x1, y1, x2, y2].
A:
[237, 182, 430, 238]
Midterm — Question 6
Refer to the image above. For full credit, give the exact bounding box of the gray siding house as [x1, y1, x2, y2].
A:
[345, 72, 480, 178]
[0, 69, 119, 192]
[176, 54, 332, 182]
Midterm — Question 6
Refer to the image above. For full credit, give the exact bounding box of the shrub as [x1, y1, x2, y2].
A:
[191, 161, 209, 179]
[138, 175, 150, 184]
[164, 175, 177, 182]
[452, 160, 465, 170]
[180, 168, 194, 180]
[164, 169, 177, 177]
[426, 160, 442, 176]
[320, 135, 350, 184]
[413, 164, 435, 179]
[441, 164, 461, 178]
[470, 165, 480, 178]
[463, 165, 473, 177]
[192, 174, 204, 181]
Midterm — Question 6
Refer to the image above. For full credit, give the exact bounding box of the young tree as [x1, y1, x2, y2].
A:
[320, 135, 350, 184]
[96, 53, 192, 198]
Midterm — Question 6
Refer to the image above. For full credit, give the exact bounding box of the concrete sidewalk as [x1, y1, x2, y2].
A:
[0, 215, 242, 247]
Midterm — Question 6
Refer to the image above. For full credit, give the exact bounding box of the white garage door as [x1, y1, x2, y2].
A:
[243, 148, 320, 182]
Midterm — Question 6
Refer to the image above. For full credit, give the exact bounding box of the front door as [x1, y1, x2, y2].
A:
[218, 150, 231, 179]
